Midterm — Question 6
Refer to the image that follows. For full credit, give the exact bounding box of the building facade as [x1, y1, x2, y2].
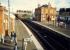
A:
[59, 8, 70, 16]
[35, 4, 56, 22]
[0, 4, 15, 41]
[58, 8, 70, 24]
[16, 10, 32, 19]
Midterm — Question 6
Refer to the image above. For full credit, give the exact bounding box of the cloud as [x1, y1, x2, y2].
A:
[1, 0, 70, 12]
[55, 0, 70, 10]
[59, 0, 68, 7]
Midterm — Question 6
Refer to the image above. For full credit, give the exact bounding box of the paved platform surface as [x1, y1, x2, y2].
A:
[0, 43, 14, 50]
[0, 19, 37, 50]
[15, 19, 37, 50]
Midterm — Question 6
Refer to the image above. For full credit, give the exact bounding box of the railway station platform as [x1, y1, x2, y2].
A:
[15, 19, 37, 50]
[33, 21, 70, 38]
[0, 19, 37, 50]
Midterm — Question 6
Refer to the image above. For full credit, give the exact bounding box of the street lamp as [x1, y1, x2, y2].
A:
[65, 8, 67, 29]
[8, 0, 10, 35]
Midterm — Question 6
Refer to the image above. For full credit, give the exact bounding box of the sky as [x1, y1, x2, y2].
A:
[0, 0, 70, 12]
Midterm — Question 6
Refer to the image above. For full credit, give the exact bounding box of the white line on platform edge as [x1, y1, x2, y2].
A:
[19, 20, 44, 50]
[33, 21, 70, 38]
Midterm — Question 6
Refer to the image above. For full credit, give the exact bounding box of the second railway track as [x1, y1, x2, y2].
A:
[21, 19, 70, 50]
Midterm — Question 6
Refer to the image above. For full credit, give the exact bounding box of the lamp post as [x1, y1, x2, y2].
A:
[65, 8, 67, 29]
[8, 0, 10, 35]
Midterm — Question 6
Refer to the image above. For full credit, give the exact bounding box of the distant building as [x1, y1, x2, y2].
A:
[58, 8, 70, 24]
[34, 3, 56, 22]
[15, 10, 32, 19]
[59, 8, 70, 17]
[0, 3, 15, 41]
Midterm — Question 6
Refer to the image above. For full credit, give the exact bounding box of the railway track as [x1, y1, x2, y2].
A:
[21, 19, 70, 50]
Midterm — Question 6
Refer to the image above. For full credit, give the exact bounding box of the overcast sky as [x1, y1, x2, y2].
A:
[0, 0, 70, 12]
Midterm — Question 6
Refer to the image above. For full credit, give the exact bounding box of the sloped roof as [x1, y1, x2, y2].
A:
[41, 4, 48, 7]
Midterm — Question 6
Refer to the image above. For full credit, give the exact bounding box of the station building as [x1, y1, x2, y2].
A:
[35, 3, 56, 22]
[0, 3, 15, 41]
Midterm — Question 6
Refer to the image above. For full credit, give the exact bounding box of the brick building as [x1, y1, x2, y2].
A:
[35, 3, 56, 22]
[0, 3, 15, 41]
